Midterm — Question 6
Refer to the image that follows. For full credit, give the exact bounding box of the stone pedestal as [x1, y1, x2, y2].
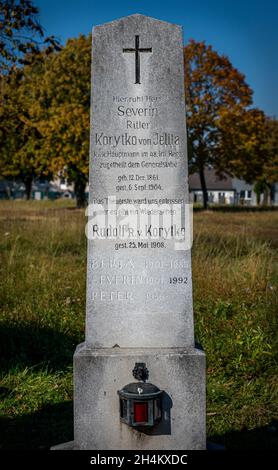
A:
[53, 344, 206, 450]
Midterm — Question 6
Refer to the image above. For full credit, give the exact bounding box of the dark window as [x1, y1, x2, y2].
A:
[120, 398, 127, 419]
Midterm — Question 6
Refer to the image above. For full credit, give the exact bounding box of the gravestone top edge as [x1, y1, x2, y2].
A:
[92, 13, 182, 32]
[74, 343, 205, 358]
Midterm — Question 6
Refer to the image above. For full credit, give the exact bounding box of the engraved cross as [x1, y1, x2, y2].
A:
[123, 35, 152, 84]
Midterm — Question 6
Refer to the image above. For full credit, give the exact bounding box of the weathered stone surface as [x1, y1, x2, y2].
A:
[73, 344, 206, 450]
[87, 14, 194, 349]
[52, 14, 206, 451]
[51, 441, 75, 450]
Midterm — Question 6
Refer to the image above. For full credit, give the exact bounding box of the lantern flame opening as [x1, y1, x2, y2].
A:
[134, 402, 148, 423]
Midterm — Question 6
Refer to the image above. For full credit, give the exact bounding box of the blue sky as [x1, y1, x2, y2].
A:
[36, 0, 277, 117]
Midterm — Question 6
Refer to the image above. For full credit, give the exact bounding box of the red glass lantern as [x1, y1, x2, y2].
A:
[118, 365, 163, 428]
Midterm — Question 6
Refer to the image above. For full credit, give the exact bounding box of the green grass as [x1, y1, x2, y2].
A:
[0, 202, 277, 449]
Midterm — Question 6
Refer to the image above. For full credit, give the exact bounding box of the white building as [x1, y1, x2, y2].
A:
[188, 168, 265, 206]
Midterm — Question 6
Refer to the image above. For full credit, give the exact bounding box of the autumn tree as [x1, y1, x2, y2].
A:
[0, 0, 60, 197]
[37, 35, 91, 207]
[184, 40, 264, 208]
[216, 107, 267, 180]
[253, 117, 278, 205]
[0, 35, 90, 205]
[0, 55, 51, 198]
[0, 0, 60, 75]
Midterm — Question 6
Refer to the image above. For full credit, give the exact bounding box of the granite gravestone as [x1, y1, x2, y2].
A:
[53, 14, 206, 450]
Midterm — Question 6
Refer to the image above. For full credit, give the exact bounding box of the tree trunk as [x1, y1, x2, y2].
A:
[262, 187, 269, 206]
[74, 176, 87, 208]
[199, 165, 208, 209]
[270, 184, 275, 206]
[24, 176, 33, 200]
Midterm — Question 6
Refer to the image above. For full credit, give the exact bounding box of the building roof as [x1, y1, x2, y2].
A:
[189, 168, 234, 191]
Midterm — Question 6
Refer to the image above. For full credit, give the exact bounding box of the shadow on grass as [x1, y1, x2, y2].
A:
[1, 399, 277, 449]
[1, 324, 277, 450]
[0, 322, 80, 373]
[0, 401, 73, 449]
[210, 421, 278, 450]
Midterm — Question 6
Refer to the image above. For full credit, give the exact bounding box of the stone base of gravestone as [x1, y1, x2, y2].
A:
[52, 343, 206, 450]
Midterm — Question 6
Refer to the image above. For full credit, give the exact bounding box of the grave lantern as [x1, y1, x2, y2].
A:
[118, 363, 163, 428]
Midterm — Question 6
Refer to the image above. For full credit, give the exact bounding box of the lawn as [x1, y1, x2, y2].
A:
[0, 200, 277, 449]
